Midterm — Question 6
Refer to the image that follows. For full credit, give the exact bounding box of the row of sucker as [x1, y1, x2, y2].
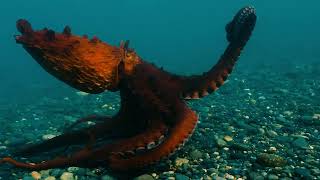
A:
[161, 115, 198, 160]
[106, 107, 198, 170]
[114, 131, 168, 159]
[182, 6, 256, 100]
[109, 120, 169, 160]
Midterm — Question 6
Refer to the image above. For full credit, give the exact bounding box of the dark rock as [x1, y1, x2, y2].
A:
[231, 143, 251, 151]
[175, 173, 190, 180]
[267, 174, 279, 180]
[229, 169, 242, 175]
[276, 136, 292, 144]
[216, 138, 227, 148]
[9, 137, 26, 146]
[190, 149, 203, 160]
[101, 174, 116, 180]
[301, 116, 314, 125]
[292, 137, 309, 149]
[50, 169, 63, 177]
[294, 167, 312, 179]
[249, 172, 264, 180]
[22, 177, 34, 180]
[257, 153, 287, 167]
[133, 174, 154, 180]
[230, 151, 247, 160]
[235, 120, 259, 134]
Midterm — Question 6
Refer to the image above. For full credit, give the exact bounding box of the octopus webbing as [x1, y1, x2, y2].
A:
[0, 6, 256, 172]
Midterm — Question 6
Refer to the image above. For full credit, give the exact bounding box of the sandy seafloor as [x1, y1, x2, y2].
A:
[0, 63, 319, 180]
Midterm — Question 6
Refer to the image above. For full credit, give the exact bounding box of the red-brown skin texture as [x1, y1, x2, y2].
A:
[1, 6, 256, 173]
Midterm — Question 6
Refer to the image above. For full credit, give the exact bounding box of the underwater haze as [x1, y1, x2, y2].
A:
[0, 0, 319, 179]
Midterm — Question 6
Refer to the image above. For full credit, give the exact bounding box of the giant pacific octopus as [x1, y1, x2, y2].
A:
[1, 6, 256, 171]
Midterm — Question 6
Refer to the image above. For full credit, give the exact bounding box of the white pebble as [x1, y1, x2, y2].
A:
[42, 134, 56, 140]
[76, 91, 89, 96]
[44, 177, 56, 180]
[60, 172, 75, 180]
[31, 171, 41, 180]
[225, 173, 235, 180]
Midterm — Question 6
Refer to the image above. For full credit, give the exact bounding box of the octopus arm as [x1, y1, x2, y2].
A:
[177, 6, 257, 100]
[0, 105, 197, 171]
[11, 115, 134, 157]
[106, 104, 198, 171]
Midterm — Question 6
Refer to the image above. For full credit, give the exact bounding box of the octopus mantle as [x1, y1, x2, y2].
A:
[1, 6, 256, 172]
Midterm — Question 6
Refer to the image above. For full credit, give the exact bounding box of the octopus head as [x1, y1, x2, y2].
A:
[15, 19, 128, 93]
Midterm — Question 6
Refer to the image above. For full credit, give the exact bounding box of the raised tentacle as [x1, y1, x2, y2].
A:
[178, 6, 256, 99]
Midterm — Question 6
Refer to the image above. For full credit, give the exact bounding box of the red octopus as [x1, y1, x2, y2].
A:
[1, 6, 256, 172]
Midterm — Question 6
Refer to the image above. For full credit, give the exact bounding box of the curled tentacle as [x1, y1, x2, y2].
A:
[226, 6, 256, 46]
[178, 6, 257, 99]
[107, 105, 198, 171]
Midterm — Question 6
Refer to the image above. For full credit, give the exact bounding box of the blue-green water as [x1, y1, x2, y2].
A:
[0, 1, 319, 179]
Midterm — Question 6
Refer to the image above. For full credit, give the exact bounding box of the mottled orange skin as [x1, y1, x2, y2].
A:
[16, 21, 141, 93]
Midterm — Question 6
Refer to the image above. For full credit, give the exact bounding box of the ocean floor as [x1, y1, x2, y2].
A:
[0, 63, 319, 180]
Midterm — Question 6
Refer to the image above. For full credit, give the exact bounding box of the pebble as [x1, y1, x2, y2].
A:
[258, 128, 265, 135]
[229, 169, 241, 175]
[8, 137, 26, 146]
[101, 175, 117, 180]
[44, 177, 56, 180]
[199, 106, 210, 113]
[42, 134, 56, 140]
[175, 157, 189, 166]
[301, 115, 314, 125]
[223, 135, 233, 142]
[231, 143, 250, 151]
[224, 173, 234, 180]
[31, 171, 41, 180]
[50, 169, 63, 177]
[67, 167, 79, 173]
[266, 130, 278, 137]
[268, 146, 277, 153]
[292, 137, 309, 149]
[294, 167, 312, 178]
[276, 116, 287, 123]
[175, 173, 190, 180]
[248, 172, 265, 180]
[40, 170, 51, 177]
[190, 149, 203, 160]
[163, 171, 175, 176]
[267, 174, 279, 180]
[133, 174, 154, 180]
[257, 153, 287, 167]
[216, 138, 227, 148]
[313, 113, 320, 119]
[60, 172, 75, 180]
[22, 177, 34, 180]
[76, 91, 89, 96]
[311, 168, 320, 175]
